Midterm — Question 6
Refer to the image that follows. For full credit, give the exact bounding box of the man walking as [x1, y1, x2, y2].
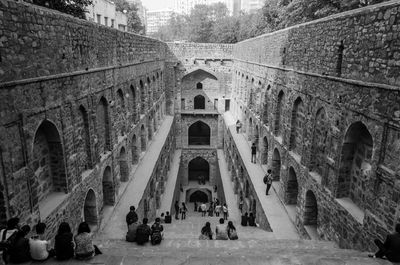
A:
[263, 169, 273, 195]
[251, 143, 257, 163]
[126, 206, 138, 229]
[201, 203, 207, 217]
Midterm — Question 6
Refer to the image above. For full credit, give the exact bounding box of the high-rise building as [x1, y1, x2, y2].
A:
[174, 0, 234, 15]
[146, 9, 174, 35]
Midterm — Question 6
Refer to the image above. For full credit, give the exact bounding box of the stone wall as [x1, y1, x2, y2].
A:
[0, 0, 173, 237]
[230, 0, 400, 251]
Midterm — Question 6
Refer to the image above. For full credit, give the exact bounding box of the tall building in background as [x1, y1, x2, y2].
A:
[241, 0, 264, 13]
[146, 9, 174, 35]
[174, 0, 234, 15]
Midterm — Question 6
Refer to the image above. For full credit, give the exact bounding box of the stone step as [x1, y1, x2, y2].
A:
[89, 239, 391, 265]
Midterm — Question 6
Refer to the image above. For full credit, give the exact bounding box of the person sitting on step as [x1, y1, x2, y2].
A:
[8, 225, 31, 264]
[74, 222, 102, 260]
[369, 223, 400, 262]
[215, 218, 228, 240]
[150, 218, 164, 245]
[136, 218, 151, 245]
[227, 221, 238, 240]
[199, 222, 213, 240]
[54, 222, 74, 261]
[29, 222, 54, 261]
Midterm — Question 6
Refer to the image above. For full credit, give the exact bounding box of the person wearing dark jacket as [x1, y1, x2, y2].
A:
[126, 206, 138, 228]
[241, 212, 248, 226]
[248, 213, 256, 226]
[174, 201, 180, 220]
[164, 211, 172, 224]
[369, 223, 400, 262]
[54, 222, 74, 261]
[136, 218, 151, 245]
[8, 225, 31, 264]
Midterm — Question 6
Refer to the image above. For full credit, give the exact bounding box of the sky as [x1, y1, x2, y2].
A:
[141, 0, 174, 10]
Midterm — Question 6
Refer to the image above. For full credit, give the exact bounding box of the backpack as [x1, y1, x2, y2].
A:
[151, 231, 162, 245]
[228, 229, 238, 240]
[263, 175, 268, 184]
[0, 229, 17, 252]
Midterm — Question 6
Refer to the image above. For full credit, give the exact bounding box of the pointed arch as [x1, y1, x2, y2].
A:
[286, 167, 298, 205]
[102, 166, 114, 206]
[131, 134, 138, 165]
[140, 125, 146, 152]
[83, 189, 98, 226]
[337, 122, 373, 208]
[140, 80, 146, 114]
[310, 107, 328, 176]
[289, 97, 305, 154]
[262, 136, 268, 165]
[32, 120, 67, 205]
[272, 148, 281, 181]
[188, 157, 210, 183]
[188, 121, 210, 145]
[194, 95, 205, 109]
[97, 97, 111, 152]
[119, 147, 129, 182]
[274, 91, 284, 136]
[79, 105, 92, 170]
[130, 85, 138, 123]
[304, 190, 318, 226]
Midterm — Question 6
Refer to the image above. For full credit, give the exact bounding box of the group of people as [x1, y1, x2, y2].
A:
[195, 200, 228, 220]
[241, 212, 257, 227]
[0, 218, 101, 264]
[199, 219, 238, 240]
[125, 206, 170, 245]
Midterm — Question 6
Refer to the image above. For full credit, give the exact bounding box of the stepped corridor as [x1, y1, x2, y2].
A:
[1, 0, 400, 264]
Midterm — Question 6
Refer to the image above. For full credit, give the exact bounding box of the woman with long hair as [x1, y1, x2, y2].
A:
[199, 222, 213, 240]
[55, 222, 74, 260]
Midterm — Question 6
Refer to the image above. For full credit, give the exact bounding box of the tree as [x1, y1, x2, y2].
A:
[113, 0, 145, 34]
[30, 0, 92, 19]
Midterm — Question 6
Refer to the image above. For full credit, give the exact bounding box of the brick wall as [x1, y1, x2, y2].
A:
[231, 0, 400, 251]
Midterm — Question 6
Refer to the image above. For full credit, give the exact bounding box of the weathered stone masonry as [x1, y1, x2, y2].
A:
[0, 0, 171, 236]
[229, 1, 400, 251]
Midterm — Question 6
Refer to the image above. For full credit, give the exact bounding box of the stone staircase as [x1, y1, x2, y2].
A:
[86, 212, 392, 265]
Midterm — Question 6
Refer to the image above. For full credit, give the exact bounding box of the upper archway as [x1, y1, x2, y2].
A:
[181, 68, 218, 82]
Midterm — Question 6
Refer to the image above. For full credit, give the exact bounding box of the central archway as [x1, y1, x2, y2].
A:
[83, 189, 98, 226]
[189, 190, 208, 202]
[188, 157, 210, 183]
[188, 121, 210, 145]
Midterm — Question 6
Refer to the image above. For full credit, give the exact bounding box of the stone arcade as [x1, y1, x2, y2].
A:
[0, 0, 399, 256]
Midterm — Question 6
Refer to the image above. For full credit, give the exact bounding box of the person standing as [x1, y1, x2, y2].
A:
[241, 212, 249, 226]
[222, 204, 228, 220]
[236, 120, 242, 133]
[174, 201, 180, 220]
[194, 201, 198, 212]
[251, 142, 257, 163]
[239, 197, 244, 213]
[369, 223, 400, 262]
[263, 169, 273, 195]
[181, 202, 187, 220]
[215, 203, 221, 217]
[200, 203, 207, 217]
[126, 206, 138, 229]
[164, 212, 172, 224]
